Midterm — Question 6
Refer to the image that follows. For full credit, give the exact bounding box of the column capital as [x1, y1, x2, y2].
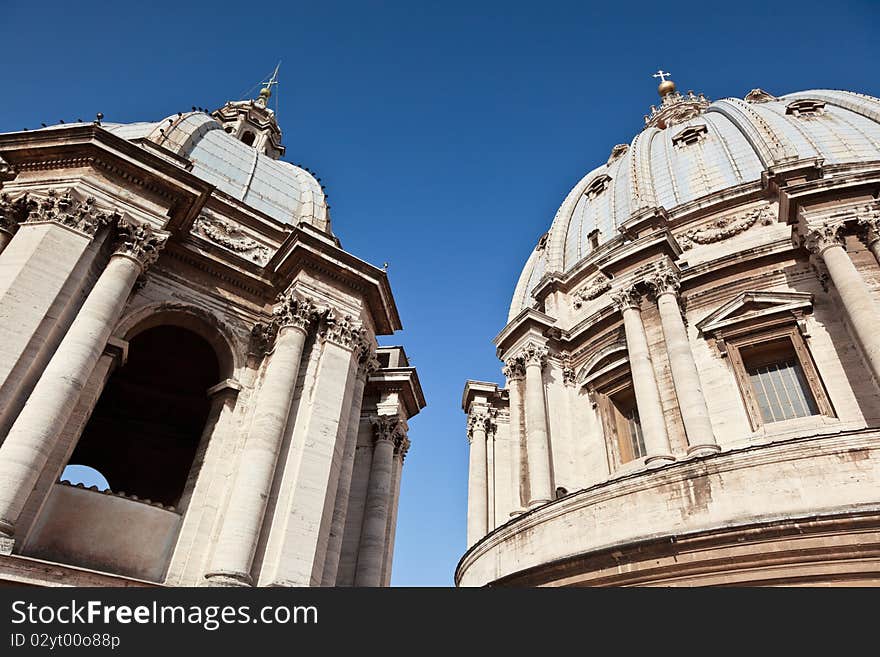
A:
[27, 189, 121, 237]
[0, 192, 34, 235]
[502, 356, 526, 381]
[858, 203, 880, 246]
[273, 290, 318, 333]
[645, 265, 680, 299]
[466, 407, 491, 442]
[113, 218, 169, 271]
[318, 308, 364, 350]
[394, 435, 411, 461]
[355, 335, 380, 380]
[803, 222, 846, 255]
[371, 414, 406, 445]
[562, 365, 577, 386]
[518, 341, 548, 369]
[611, 285, 642, 311]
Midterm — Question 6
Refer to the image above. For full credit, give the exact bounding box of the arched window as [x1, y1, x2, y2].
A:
[66, 325, 221, 507]
[241, 130, 256, 146]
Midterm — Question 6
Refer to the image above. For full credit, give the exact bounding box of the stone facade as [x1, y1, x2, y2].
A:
[0, 85, 424, 587]
[460, 80, 880, 586]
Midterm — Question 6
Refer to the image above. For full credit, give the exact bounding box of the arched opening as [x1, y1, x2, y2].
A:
[67, 325, 221, 507]
[241, 130, 256, 146]
[60, 464, 110, 491]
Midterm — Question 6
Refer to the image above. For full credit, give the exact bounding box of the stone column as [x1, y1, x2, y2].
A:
[612, 286, 674, 465]
[0, 193, 31, 254]
[485, 410, 496, 531]
[0, 218, 167, 553]
[466, 408, 489, 546]
[203, 293, 316, 586]
[321, 338, 378, 586]
[859, 209, 880, 266]
[503, 359, 526, 516]
[380, 435, 408, 586]
[521, 342, 553, 506]
[354, 414, 403, 586]
[806, 222, 880, 385]
[647, 268, 719, 456]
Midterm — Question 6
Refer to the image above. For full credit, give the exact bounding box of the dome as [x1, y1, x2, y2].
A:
[27, 105, 330, 232]
[509, 87, 880, 321]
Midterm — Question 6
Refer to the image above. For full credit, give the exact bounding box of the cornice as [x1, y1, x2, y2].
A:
[366, 367, 426, 419]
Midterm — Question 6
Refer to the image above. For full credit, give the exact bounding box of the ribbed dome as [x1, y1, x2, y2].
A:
[27, 109, 330, 232]
[509, 88, 880, 321]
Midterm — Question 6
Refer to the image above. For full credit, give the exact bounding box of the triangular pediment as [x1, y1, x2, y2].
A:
[696, 291, 813, 336]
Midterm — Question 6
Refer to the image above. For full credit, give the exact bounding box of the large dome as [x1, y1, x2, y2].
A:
[19, 102, 330, 232]
[510, 87, 880, 320]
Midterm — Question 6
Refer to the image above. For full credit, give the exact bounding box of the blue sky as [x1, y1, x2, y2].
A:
[2, 0, 877, 586]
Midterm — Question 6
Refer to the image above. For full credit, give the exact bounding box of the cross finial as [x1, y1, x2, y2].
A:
[264, 61, 281, 91]
[653, 69, 671, 83]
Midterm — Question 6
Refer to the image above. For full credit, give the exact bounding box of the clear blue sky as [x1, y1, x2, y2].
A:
[2, 0, 877, 586]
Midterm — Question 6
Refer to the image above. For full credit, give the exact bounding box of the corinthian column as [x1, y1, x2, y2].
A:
[859, 207, 880, 266]
[612, 286, 674, 465]
[521, 342, 553, 507]
[466, 407, 489, 546]
[354, 414, 403, 586]
[321, 336, 378, 586]
[204, 292, 316, 586]
[503, 358, 526, 516]
[0, 193, 31, 254]
[805, 222, 880, 385]
[647, 267, 718, 455]
[0, 218, 168, 553]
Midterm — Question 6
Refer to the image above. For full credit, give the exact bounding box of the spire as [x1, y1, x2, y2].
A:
[212, 63, 285, 159]
[643, 69, 709, 130]
[256, 62, 281, 108]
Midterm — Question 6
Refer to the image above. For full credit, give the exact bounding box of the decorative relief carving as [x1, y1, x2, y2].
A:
[355, 332, 380, 379]
[318, 309, 362, 349]
[744, 88, 778, 104]
[519, 341, 548, 368]
[644, 89, 710, 129]
[607, 144, 628, 165]
[679, 206, 773, 250]
[611, 285, 641, 311]
[646, 265, 680, 297]
[248, 321, 278, 357]
[502, 356, 526, 381]
[562, 366, 576, 386]
[372, 414, 406, 445]
[396, 435, 411, 461]
[466, 408, 491, 442]
[0, 193, 34, 233]
[857, 203, 880, 246]
[273, 291, 318, 332]
[27, 189, 121, 236]
[113, 218, 168, 270]
[803, 222, 846, 255]
[572, 273, 611, 309]
[193, 214, 272, 265]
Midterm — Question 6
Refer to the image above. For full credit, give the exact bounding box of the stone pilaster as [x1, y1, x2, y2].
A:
[502, 358, 526, 515]
[0, 218, 168, 553]
[646, 267, 718, 455]
[611, 285, 674, 465]
[805, 221, 880, 387]
[354, 414, 405, 586]
[519, 341, 553, 507]
[321, 333, 378, 586]
[204, 291, 317, 585]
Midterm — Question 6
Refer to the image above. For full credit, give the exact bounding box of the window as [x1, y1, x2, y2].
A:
[741, 339, 818, 423]
[610, 386, 646, 463]
[241, 130, 256, 146]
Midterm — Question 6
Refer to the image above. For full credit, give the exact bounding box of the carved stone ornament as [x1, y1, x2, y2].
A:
[857, 203, 880, 245]
[679, 206, 773, 250]
[646, 266, 680, 298]
[355, 332, 380, 379]
[466, 408, 490, 441]
[273, 291, 318, 332]
[0, 192, 35, 233]
[744, 88, 778, 104]
[644, 89, 710, 129]
[572, 273, 612, 309]
[803, 222, 846, 255]
[318, 308, 362, 349]
[562, 366, 577, 386]
[113, 218, 168, 270]
[396, 435, 411, 461]
[372, 414, 405, 445]
[611, 285, 641, 311]
[248, 321, 278, 357]
[519, 341, 549, 368]
[502, 356, 526, 381]
[27, 189, 121, 237]
[193, 214, 272, 265]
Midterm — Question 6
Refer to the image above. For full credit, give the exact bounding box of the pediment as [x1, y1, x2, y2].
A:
[696, 291, 813, 336]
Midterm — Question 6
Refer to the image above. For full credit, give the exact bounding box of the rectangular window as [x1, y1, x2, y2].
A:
[741, 338, 819, 423]
[610, 387, 646, 463]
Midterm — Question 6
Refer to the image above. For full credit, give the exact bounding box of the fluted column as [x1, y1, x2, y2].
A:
[647, 267, 719, 455]
[521, 342, 553, 506]
[503, 359, 526, 516]
[859, 209, 880, 266]
[0, 218, 167, 553]
[321, 337, 377, 586]
[466, 408, 489, 546]
[806, 222, 880, 385]
[354, 414, 403, 586]
[204, 293, 316, 586]
[612, 286, 674, 465]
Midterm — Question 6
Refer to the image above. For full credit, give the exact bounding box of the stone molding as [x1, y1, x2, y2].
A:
[803, 222, 846, 255]
[679, 206, 773, 250]
[113, 218, 168, 271]
[26, 189, 121, 237]
[572, 273, 612, 310]
[192, 214, 272, 265]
